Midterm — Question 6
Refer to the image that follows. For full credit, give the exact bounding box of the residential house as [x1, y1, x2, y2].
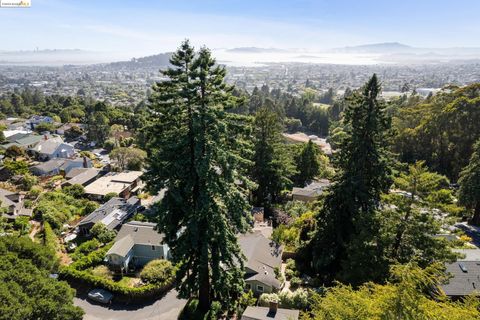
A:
[84, 171, 143, 200]
[242, 302, 299, 320]
[30, 157, 92, 177]
[238, 231, 283, 296]
[0, 133, 44, 150]
[105, 221, 170, 273]
[291, 179, 331, 202]
[3, 129, 31, 138]
[27, 115, 54, 130]
[441, 261, 480, 298]
[29, 136, 75, 161]
[55, 123, 85, 136]
[0, 188, 33, 220]
[77, 196, 140, 236]
[441, 248, 480, 298]
[63, 168, 100, 187]
[0, 117, 29, 132]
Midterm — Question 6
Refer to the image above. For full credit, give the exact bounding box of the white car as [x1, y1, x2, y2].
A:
[87, 289, 113, 304]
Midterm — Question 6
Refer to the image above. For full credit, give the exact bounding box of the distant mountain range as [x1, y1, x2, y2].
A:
[332, 42, 413, 53]
[0, 49, 126, 66]
[331, 42, 480, 56]
[226, 47, 288, 53]
[3, 42, 480, 67]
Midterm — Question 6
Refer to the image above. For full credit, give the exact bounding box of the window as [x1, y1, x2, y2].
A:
[245, 283, 251, 290]
[151, 245, 156, 251]
[257, 285, 264, 292]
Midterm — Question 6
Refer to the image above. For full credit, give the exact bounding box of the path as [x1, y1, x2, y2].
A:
[281, 263, 291, 292]
[29, 220, 41, 242]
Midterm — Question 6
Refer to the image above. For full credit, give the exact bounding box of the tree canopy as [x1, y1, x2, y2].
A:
[0, 236, 83, 320]
[308, 74, 393, 285]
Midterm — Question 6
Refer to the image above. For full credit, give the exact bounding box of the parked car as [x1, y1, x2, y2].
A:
[87, 289, 113, 304]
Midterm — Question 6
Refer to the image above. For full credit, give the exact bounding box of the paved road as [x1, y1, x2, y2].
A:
[455, 222, 480, 247]
[74, 289, 187, 320]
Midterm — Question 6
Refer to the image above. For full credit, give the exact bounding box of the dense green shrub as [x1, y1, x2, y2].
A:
[70, 239, 100, 261]
[258, 289, 310, 310]
[62, 184, 85, 198]
[104, 192, 118, 201]
[43, 221, 58, 252]
[90, 222, 116, 243]
[290, 276, 302, 289]
[140, 259, 175, 284]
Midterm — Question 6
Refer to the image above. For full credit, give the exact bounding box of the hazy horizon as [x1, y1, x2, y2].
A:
[2, 0, 480, 58]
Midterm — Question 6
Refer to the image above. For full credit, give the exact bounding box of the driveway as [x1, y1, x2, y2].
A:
[74, 289, 187, 320]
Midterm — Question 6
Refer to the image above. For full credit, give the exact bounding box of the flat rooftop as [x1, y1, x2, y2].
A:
[84, 171, 143, 196]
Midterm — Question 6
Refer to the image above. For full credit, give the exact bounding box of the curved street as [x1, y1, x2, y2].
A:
[74, 289, 187, 320]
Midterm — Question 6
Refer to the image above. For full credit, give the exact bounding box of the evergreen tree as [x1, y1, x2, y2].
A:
[380, 161, 455, 267]
[295, 140, 320, 186]
[85, 102, 110, 145]
[143, 41, 252, 313]
[251, 106, 293, 209]
[458, 139, 480, 225]
[308, 74, 392, 285]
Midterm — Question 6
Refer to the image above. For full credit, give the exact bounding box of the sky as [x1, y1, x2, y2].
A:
[1, 0, 480, 57]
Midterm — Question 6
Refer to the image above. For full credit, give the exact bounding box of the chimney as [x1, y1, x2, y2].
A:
[268, 301, 278, 316]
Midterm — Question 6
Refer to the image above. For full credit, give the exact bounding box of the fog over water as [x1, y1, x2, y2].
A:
[2, 44, 480, 67]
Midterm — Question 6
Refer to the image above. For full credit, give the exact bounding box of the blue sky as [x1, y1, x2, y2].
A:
[1, 0, 480, 56]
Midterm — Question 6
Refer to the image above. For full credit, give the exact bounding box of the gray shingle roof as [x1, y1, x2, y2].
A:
[442, 261, 480, 297]
[65, 168, 99, 186]
[238, 231, 283, 289]
[453, 249, 480, 261]
[107, 235, 135, 257]
[0, 188, 17, 208]
[31, 159, 66, 174]
[65, 167, 90, 179]
[242, 306, 299, 320]
[292, 179, 331, 198]
[107, 221, 164, 257]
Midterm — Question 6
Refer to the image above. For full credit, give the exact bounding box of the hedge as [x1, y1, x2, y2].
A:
[43, 221, 57, 252]
[60, 244, 174, 300]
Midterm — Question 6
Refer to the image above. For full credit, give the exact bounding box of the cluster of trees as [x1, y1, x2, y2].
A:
[391, 84, 480, 180]
[251, 106, 332, 211]
[141, 41, 473, 316]
[233, 84, 333, 136]
[0, 89, 147, 146]
[141, 41, 333, 317]
[0, 236, 83, 320]
[303, 75, 457, 286]
[304, 263, 480, 320]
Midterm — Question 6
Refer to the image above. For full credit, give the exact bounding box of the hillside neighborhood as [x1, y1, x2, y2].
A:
[1, 100, 480, 320]
[6, 0, 480, 319]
